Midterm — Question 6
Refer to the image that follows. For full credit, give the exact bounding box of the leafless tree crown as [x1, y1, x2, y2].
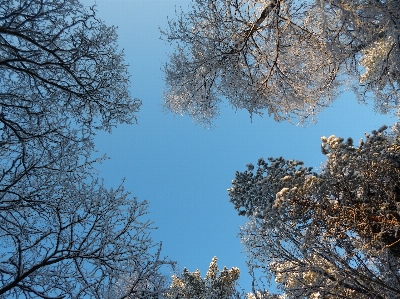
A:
[163, 0, 400, 125]
[0, 1, 171, 298]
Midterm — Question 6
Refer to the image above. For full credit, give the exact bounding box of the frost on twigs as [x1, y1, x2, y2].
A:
[0, 160, 174, 299]
[230, 126, 400, 298]
[0, 0, 140, 138]
[0, 1, 169, 298]
[163, 0, 400, 125]
[162, 0, 338, 126]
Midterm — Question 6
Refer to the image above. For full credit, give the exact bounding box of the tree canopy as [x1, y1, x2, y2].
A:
[162, 0, 400, 125]
[3, 0, 399, 298]
[0, 0, 140, 135]
[0, 1, 171, 298]
[229, 127, 400, 298]
[166, 257, 241, 299]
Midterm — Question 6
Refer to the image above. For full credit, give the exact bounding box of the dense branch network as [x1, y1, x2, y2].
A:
[0, 1, 171, 298]
[163, 0, 400, 125]
[229, 127, 400, 298]
[0, 167, 172, 298]
[0, 0, 140, 133]
[0, 0, 141, 204]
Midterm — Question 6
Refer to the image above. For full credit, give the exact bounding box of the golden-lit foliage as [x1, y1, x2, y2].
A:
[230, 127, 400, 298]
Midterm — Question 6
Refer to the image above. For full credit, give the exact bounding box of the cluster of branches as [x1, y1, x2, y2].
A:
[229, 126, 400, 298]
[0, 1, 171, 298]
[162, 0, 400, 125]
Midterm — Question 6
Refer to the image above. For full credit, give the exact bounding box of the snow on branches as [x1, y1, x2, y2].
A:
[166, 257, 240, 299]
[230, 126, 400, 298]
[163, 0, 400, 125]
[0, 1, 170, 298]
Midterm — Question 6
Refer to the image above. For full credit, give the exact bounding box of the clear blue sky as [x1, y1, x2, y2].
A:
[82, 0, 396, 294]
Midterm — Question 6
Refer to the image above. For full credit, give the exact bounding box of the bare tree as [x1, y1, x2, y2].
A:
[0, 0, 141, 203]
[229, 127, 400, 298]
[0, 1, 172, 298]
[0, 158, 172, 299]
[0, 130, 173, 299]
[162, 0, 400, 125]
[0, 0, 140, 135]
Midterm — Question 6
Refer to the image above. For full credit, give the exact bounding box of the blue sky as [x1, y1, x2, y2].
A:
[82, 0, 396, 294]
